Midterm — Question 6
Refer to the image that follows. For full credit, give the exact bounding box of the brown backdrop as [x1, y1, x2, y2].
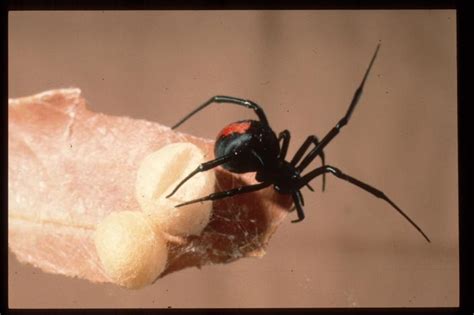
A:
[8, 10, 458, 308]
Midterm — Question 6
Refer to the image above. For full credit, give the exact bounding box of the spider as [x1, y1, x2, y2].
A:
[166, 44, 430, 243]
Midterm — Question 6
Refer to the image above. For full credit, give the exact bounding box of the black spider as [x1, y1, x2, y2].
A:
[166, 44, 430, 243]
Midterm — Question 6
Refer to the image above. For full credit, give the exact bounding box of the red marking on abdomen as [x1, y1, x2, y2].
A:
[218, 121, 252, 138]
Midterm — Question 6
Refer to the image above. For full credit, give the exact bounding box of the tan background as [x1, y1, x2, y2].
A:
[8, 10, 458, 308]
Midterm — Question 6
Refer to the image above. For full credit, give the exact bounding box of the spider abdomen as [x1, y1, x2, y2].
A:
[215, 120, 279, 174]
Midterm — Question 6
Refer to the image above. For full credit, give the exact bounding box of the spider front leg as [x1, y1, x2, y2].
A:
[296, 44, 380, 173]
[166, 152, 237, 198]
[174, 182, 272, 207]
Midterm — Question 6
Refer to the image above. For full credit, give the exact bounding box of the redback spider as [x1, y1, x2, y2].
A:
[166, 44, 431, 243]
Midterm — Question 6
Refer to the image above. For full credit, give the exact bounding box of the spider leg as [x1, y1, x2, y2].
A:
[291, 190, 305, 223]
[290, 135, 327, 191]
[171, 95, 269, 129]
[174, 181, 272, 208]
[277, 131, 317, 192]
[298, 165, 431, 243]
[166, 153, 236, 198]
[296, 44, 380, 173]
[277, 130, 291, 160]
[278, 129, 316, 191]
[305, 184, 315, 192]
